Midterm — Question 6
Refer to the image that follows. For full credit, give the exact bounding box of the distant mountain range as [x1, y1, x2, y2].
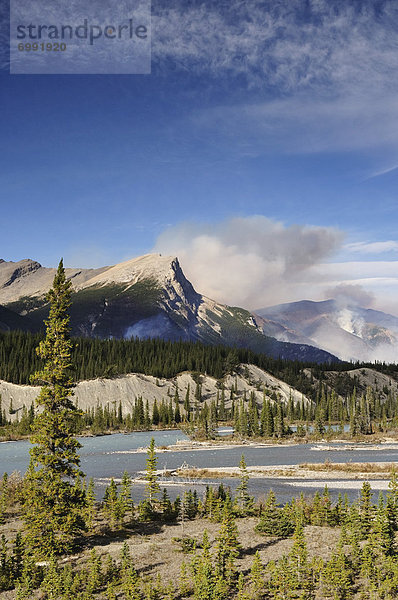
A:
[0, 254, 335, 363]
[256, 299, 398, 362]
[3, 254, 396, 362]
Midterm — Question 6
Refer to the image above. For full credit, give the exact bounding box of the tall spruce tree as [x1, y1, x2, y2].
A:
[145, 437, 160, 507]
[22, 260, 86, 557]
[235, 454, 254, 514]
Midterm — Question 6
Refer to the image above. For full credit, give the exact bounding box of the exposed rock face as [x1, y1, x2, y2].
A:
[0, 254, 337, 363]
[0, 259, 41, 289]
[0, 363, 311, 420]
[0, 259, 107, 304]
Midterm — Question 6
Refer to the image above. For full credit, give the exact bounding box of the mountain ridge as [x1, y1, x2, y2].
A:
[256, 299, 398, 362]
[0, 254, 337, 363]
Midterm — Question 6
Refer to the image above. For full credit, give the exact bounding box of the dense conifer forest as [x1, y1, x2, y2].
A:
[2, 329, 398, 388]
[2, 330, 398, 440]
[0, 329, 323, 384]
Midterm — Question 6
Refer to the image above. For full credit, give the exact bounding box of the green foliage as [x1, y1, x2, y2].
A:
[145, 437, 160, 508]
[321, 546, 353, 599]
[249, 551, 265, 600]
[172, 536, 197, 553]
[256, 490, 295, 538]
[359, 481, 374, 537]
[4, 468, 398, 599]
[103, 478, 121, 528]
[214, 502, 241, 584]
[234, 454, 254, 515]
[22, 260, 86, 558]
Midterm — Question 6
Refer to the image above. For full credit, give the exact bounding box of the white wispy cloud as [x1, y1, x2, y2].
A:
[153, 0, 398, 93]
[366, 164, 398, 179]
[152, 1, 398, 160]
[190, 93, 398, 155]
[345, 241, 398, 254]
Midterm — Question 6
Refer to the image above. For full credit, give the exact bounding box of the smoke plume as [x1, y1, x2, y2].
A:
[153, 216, 343, 308]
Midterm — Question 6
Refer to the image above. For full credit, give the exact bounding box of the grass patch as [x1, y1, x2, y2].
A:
[299, 461, 396, 473]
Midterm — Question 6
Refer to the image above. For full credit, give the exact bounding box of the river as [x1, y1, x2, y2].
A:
[1, 429, 397, 504]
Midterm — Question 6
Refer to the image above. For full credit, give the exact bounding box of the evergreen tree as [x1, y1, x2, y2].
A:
[235, 454, 254, 514]
[274, 403, 285, 438]
[288, 522, 309, 590]
[160, 488, 174, 521]
[249, 551, 264, 600]
[145, 437, 160, 508]
[260, 399, 274, 437]
[152, 400, 160, 426]
[184, 385, 191, 421]
[256, 490, 294, 538]
[190, 529, 216, 600]
[85, 477, 96, 531]
[387, 467, 398, 530]
[359, 481, 374, 537]
[103, 478, 121, 528]
[372, 493, 395, 556]
[322, 546, 353, 599]
[41, 555, 63, 599]
[214, 502, 241, 584]
[22, 260, 86, 557]
[119, 471, 133, 523]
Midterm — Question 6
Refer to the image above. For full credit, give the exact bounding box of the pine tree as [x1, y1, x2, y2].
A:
[15, 568, 33, 600]
[85, 477, 96, 531]
[145, 437, 160, 508]
[103, 478, 120, 528]
[120, 542, 138, 600]
[274, 403, 285, 438]
[249, 551, 264, 600]
[161, 488, 174, 521]
[179, 561, 192, 597]
[260, 400, 274, 437]
[236, 572, 249, 600]
[184, 385, 191, 421]
[87, 548, 102, 593]
[22, 260, 86, 557]
[191, 529, 215, 600]
[41, 555, 63, 599]
[106, 581, 117, 600]
[152, 400, 160, 426]
[119, 471, 133, 523]
[359, 481, 374, 537]
[0, 474, 8, 525]
[372, 493, 394, 556]
[214, 502, 241, 585]
[235, 454, 254, 514]
[387, 467, 398, 530]
[255, 490, 294, 538]
[288, 521, 308, 590]
[322, 546, 353, 599]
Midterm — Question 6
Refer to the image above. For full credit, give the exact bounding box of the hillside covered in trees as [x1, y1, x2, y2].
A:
[2, 330, 398, 387]
[2, 331, 398, 441]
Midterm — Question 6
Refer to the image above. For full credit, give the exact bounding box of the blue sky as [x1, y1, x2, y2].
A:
[1, 0, 398, 312]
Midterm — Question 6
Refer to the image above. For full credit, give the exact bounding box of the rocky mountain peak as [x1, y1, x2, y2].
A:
[0, 254, 338, 363]
[78, 254, 200, 302]
[0, 258, 42, 289]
